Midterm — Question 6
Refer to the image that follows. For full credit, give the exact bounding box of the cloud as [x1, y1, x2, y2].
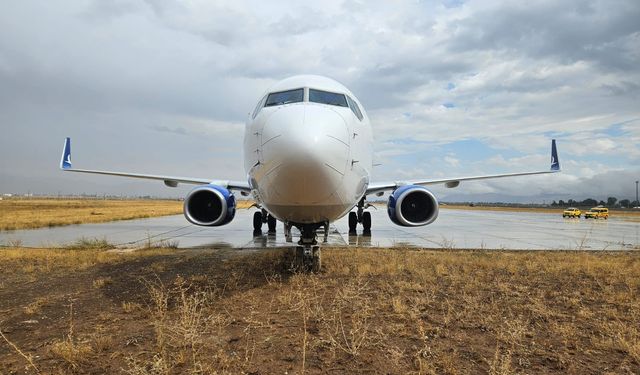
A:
[444, 155, 460, 167]
[0, 0, 639, 202]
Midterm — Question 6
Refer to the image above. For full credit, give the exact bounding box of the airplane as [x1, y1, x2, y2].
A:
[60, 75, 560, 270]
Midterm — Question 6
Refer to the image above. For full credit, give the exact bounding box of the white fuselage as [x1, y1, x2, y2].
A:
[243, 75, 373, 224]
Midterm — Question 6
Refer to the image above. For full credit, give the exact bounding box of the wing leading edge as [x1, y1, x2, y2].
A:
[366, 139, 560, 196]
[59, 137, 251, 192]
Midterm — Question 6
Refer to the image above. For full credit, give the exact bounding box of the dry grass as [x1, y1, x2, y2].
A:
[0, 198, 256, 231]
[0, 247, 171, 278]
[49, 302, 93, 369]
[121, 301, 142, 313]
[24, 297, 50, 315]
[92, 277, 112, 289]
[0, 198, 182, 231]
[1, 247, 639, 374]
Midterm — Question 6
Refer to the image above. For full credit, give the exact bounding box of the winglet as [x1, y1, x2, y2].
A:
[60, 137, 72, 170]
[550, 139, 560, 171]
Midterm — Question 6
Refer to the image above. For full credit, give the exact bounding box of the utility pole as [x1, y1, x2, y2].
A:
[636, 180, 639, 206]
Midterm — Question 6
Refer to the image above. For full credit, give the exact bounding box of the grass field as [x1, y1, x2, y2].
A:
[0, 198, 255, 231]
[1, 246, 639, 374]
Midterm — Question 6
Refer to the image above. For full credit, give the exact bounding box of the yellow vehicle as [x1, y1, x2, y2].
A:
[562, 207, 581, 218]
[584, 207, 609, 219]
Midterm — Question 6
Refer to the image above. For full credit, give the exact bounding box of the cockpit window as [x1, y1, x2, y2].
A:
[252, 94, 267, 119]
[309, 89, 348, 107]
[265, 88, 304, 107]
[346, 96, 363, 121]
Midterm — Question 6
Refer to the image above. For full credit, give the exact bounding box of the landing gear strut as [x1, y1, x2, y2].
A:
[284, 222, 293, 243]
[348, 197, 372, 235]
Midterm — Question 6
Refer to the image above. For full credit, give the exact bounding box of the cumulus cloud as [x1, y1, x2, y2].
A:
[444, 155, 460, 168]
[0, 0, 638, 200]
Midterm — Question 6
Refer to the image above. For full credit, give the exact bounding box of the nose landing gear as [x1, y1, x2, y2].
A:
[292, 222, 328, 272]
[255, 215, 325, 272]
[295, 244, 321, 273]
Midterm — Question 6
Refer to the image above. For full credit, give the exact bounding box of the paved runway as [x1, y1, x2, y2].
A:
[1, 208, 638, 250]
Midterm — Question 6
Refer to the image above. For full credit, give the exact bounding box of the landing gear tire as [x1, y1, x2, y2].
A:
[284, 222, 293, 242]
[311, 246, 321, 272]
[348, 212, 357, 233]
[253, 211, 262, 234]
[290, 224, 323, 272]
[294, 246, 304, 270]
[267, 214, 277, 233]
[294, 246, 321, 272]
[362, 211, 371, 234]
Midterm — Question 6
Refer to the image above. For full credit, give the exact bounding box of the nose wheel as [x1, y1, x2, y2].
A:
[295, 245, 321, 272]
[291, 223, 325, 272]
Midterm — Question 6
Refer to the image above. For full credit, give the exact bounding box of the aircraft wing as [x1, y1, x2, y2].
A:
[59, 138, 251, 192]
[366, 139, 560, 196]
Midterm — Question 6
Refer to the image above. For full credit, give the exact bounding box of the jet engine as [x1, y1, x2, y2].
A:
[183, 184, 236, 226]
[387, 185, 439, 226]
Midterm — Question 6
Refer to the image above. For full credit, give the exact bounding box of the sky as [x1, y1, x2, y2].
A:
[1, 0, 639, 202]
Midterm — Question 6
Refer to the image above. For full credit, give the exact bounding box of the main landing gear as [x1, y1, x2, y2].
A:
[348, 197, 372, 235]
[253, 209, 277, 235]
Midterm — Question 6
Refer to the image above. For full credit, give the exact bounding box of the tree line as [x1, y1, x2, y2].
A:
[550, 197, 639, 208]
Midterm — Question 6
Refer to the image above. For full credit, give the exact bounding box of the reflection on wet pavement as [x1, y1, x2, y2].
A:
[1, 208, 638, 250]
[348, 234, 372, 247]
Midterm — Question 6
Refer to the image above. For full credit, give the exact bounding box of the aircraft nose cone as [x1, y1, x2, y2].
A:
[260, 105, 350, 205]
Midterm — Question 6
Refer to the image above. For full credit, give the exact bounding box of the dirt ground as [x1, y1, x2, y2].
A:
[1, 247, 639, 374]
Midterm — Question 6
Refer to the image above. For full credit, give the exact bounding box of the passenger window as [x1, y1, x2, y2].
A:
[264, 88, 304, 107]
[309, 89, 348, 107]
[346, 96, 363, 121]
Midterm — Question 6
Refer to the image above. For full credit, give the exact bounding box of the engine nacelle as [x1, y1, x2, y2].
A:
[387, 185, 439, 227]
[183, 184, 236, 226]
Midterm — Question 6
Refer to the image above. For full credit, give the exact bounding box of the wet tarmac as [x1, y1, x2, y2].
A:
[1, 208, 638, 250]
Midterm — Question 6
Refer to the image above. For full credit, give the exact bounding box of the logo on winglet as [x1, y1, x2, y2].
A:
[61, 137, 72, 169]
[550, 139, 560, 171]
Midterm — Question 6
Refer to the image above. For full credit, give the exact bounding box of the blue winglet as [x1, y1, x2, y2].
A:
[550, 139, 560, 171]
[60, 137, 72, 170]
